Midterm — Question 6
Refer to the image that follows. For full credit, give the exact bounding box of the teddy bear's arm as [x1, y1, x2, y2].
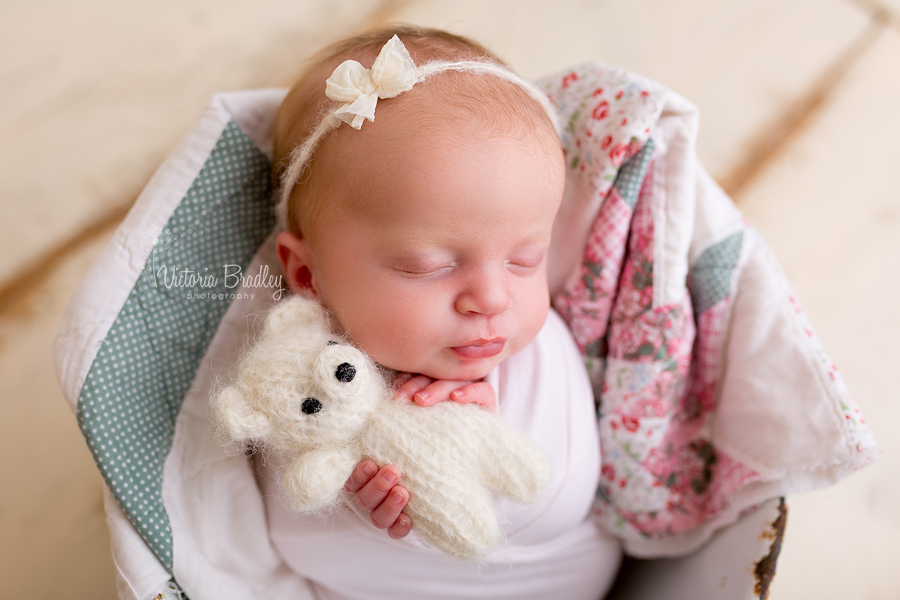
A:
[282, 448, 359, 513]
[215, 386, 271, 442]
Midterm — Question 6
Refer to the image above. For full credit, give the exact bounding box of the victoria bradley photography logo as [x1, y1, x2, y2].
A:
[152, 264, 284, 301]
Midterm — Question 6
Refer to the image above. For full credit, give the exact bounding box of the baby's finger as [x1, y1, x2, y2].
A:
[392, 371, 416, 389]
[354, 465, 402, 512]
[411, 379, 469, 407]
[450, 381, 497, 411]
[370, 486, 410, 530]
[345, 460, 379, 493]
[387, 511, 413, 539]
[394, 374, 435, 402]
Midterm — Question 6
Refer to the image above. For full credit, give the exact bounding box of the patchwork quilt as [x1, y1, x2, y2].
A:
[543, 64, 879, 556]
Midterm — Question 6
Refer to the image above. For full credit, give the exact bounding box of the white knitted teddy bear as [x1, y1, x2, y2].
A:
[213, 294, 551, 561]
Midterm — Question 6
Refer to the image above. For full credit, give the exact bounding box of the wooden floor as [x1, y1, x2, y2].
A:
[2, 1, 898, 598]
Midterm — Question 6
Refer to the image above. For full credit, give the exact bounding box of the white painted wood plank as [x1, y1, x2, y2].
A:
[387, 0, 869, 180]
[0, 1, 385, 285]
[0, 231, 118, 599]
[739, 28, 900, 600]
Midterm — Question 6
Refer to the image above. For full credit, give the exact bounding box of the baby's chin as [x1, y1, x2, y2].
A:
[422, 356, 503, 383]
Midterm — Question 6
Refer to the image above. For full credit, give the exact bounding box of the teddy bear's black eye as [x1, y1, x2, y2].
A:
[335, 362, 356, 383]
[301, 398, 322, 415]
[327, 341, 338, 346]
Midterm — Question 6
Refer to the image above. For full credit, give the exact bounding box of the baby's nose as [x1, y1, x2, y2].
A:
[454, 273, 512, 316]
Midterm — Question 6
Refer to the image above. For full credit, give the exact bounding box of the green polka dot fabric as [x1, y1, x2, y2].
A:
[687, 231, 744, 314]
[77, 121, 275, 572]
[613, 138, 656, 209]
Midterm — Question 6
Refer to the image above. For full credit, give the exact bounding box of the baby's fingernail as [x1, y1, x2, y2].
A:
[413, 392, 428, 404]
[451, 390, 464, 400]
[384, 469, 398, 483]
[391, 489, 405, 503]
[397, 515, 410, 527]
[362, 463, 376, 478]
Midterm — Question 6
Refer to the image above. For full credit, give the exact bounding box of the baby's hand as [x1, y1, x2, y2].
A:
[394, 374, 496, 411]
[345, 460, 412, 539]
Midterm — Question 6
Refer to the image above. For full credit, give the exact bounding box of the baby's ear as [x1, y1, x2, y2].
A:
[276, 230, 318, 295]
[215, 386, 271, 441]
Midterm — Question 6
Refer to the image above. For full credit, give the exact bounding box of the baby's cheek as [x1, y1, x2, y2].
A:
[354, 318, 422, 372]
[519, 294, 551, 347]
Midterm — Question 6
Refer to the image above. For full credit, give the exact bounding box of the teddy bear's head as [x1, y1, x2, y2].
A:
[213, 295, 386, 452]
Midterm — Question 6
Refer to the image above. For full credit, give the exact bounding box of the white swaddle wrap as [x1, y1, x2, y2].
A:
[261, 308, 622, 600]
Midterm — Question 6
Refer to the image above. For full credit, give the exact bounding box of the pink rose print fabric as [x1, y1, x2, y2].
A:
[540, 64, 879, 554]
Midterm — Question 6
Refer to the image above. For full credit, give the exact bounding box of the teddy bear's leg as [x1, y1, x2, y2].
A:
[405, 476, 500, 561]
[474, 425, 551, 505]
[282, 448, 358, 513]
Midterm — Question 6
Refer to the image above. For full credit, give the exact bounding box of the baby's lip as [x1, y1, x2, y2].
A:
[450, 338, 506, 360]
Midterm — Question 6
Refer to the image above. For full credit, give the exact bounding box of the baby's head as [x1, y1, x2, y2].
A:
[274, 25, 565, 381]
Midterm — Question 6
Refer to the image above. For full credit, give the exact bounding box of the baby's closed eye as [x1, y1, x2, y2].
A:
[506, 251, 545, 273]
[391, 263, 455, 277]
[388, 254, 457, 277]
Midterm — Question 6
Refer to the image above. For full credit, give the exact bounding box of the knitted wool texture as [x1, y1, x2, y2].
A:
[212, 294, 551, 561]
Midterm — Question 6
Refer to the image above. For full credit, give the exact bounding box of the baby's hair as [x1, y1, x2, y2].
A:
[273, 24, 560, 237]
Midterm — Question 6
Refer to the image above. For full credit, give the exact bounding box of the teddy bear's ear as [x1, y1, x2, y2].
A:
[215, 386, 271, 441]
[264, 294, 329, 338]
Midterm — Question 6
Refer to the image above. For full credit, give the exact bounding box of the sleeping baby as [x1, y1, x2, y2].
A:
[215, 24, 622, 600]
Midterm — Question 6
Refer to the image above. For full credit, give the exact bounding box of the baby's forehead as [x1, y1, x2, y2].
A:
[321, 110, 563, 229]
[325, 73, 562, 196]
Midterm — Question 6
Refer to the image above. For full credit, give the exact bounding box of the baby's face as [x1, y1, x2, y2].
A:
[281, 111, 564, 381]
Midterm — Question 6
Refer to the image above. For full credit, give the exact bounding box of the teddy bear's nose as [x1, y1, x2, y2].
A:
[335, 362, 356, 383]
[301, 398, 322, 415]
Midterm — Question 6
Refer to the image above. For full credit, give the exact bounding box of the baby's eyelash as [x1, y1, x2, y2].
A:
[392, 265, 453, 276]
[506, 255, 544, 270]
[507, 263, 540, 274]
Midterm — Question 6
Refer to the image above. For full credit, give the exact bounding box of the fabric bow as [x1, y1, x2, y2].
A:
[325, 34, 418, 130]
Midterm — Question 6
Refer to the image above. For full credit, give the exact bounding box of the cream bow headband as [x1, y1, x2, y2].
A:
[325, 35, 418, 130]
[277, 35, 560, 229]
